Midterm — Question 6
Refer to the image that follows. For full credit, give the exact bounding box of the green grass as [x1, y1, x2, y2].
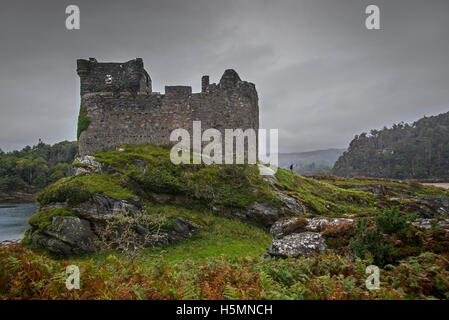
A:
[274, 168, 374, 216]
[76, 174, 136, 200]
[93, 144, 171, 169]
[71, 208, 272, 265]
[37, 174, 137, 207]
[318, 176, 449, 198]
[28, 208, 76, 231]
[143, 213, 272, 262]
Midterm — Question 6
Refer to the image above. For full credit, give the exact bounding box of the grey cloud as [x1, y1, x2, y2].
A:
[0, 0, 448, 152]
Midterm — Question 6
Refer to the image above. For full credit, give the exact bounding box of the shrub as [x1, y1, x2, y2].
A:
[349, 218, 393, 266]
[375, 206, 416, 234]
[350, 207, 419, 266]
[96, 208, 172, 261]
[129, 164, 186, 194]
[323, 222, 354, 251]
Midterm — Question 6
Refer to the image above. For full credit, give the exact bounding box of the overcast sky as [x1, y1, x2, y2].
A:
[0, 0, 448, 153]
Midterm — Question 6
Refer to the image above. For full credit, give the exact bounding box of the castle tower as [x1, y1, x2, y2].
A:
[201, 75, 209, 92]
[76, 58, 152, 95]
[76, 58, 259, 159]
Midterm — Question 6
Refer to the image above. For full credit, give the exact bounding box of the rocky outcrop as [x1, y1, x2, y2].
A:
[401, 196, 449, 218]
[264, 217, 354, 259]
[32, 216, 98, 255]
[73, 155, 103, 176]
[266, 232, 327, 258]
[28, 191, 200, 256]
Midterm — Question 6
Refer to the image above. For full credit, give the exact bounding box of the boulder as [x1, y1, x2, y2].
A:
[270, 217, 354, 239]
[50, 216, 97, 253]
[266, 232, 327, 258]
[166, 218, 200, 242]
[244, 202, 295, 228]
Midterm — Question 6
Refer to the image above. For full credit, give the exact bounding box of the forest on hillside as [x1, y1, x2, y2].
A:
[332, 111, 449, 180]
[0, 140, 77, 195]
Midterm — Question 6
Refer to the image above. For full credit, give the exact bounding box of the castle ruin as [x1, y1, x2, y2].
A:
[76, 58, 259, 157]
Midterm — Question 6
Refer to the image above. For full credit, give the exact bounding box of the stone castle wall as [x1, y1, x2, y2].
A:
[77, 58, 259, 157]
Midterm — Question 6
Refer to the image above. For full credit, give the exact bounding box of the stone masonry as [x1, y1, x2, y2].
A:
[76, 58, 259, 157]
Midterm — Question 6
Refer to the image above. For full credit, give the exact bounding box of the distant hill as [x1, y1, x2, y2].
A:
[332, 110, 449, 180]
[278, 148, 345, 175]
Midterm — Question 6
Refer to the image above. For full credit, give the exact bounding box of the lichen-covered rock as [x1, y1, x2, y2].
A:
[412, 218, 449, 230]
[73, 155, 103, 176]
[306, 217, 354, 232]
[270, 217, 354, 239]
[266, 232, 327, 258]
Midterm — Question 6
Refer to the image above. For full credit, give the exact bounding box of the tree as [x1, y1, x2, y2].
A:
[332, 110, 449, 180]
[0, 140, 78, 193]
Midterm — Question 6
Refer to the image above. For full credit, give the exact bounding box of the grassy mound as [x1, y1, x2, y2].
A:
[275, 169, 374, 216]
[44, 144, 280, 210]
[37, 174, 137, 207]
[38, 144, 390, 216]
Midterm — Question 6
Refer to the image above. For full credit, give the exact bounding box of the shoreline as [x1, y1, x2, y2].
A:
[421, 182, 449, 190]
[0, 194, 38, 203]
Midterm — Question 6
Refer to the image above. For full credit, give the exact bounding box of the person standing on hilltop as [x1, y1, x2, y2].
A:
[290, 164, 294, 174]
